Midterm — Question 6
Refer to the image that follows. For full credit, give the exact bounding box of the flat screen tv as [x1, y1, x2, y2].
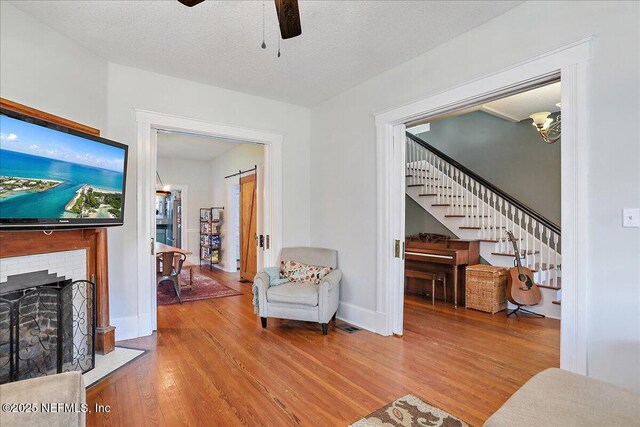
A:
[0, 109, 128, 230]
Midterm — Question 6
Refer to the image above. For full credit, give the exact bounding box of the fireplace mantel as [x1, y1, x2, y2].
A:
[0, 98, 115, 354]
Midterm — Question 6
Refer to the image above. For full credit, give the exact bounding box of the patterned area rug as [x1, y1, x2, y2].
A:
[157, 270, 241, 305]
[350, 395, 469, 427]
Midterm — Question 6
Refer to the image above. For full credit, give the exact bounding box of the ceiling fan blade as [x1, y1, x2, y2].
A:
[177, 0, 205, 7]
[274, 0, 302, 39]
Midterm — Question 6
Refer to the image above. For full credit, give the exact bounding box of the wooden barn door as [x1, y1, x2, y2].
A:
[239, 174, 258, 281]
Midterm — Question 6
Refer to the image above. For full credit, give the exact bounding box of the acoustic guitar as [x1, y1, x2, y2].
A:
[505, 231, 542, 307]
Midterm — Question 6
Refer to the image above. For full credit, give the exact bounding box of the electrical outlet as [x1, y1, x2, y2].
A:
[623, 208, 640, 228]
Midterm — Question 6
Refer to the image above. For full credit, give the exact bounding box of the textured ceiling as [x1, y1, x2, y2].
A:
[157, 132, 242, 161]
[10, 0, 522, 107]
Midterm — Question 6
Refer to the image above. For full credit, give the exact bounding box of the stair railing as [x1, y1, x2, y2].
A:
[406, 132, 561, 288]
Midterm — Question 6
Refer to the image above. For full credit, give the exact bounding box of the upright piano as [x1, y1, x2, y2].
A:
[404, 237, 480, 307]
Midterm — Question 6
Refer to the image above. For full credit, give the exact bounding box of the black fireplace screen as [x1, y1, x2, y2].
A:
[0, 279, 96, 384]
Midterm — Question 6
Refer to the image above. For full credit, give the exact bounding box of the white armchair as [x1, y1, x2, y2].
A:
[254, 247, 341, 335]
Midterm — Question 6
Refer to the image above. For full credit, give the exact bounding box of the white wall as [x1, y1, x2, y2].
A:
[310, 1, 640, 392]
[210, 143, 264, 272]
[106, 63, 311, 338]
[0, 2, 108, 140]
[210, 143, 264, 206]
[156, 157, 213, 263]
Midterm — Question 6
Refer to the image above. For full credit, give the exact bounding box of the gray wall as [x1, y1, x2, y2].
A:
[416, 110, 560, 225]
[405, 195, 456, 238]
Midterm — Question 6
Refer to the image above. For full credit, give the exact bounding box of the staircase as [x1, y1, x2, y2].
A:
[405, 133, 562, 318]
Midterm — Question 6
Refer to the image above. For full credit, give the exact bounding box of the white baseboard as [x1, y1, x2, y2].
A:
[336, 301, 377, 333]
[212, 263, 237, 273]
[375, 311, 391, 336]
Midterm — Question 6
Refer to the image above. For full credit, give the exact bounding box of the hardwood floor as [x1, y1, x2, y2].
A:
[87, 267, 559, 426]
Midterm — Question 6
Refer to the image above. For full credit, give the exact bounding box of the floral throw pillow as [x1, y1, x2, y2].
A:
[280, 260, 333, 285]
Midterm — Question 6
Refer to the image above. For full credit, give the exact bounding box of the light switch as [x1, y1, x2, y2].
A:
[623, 208, 640, 228]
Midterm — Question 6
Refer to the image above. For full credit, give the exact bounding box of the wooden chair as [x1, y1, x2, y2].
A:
[405, 269, 447, 305]
[157, 251, 186, 303]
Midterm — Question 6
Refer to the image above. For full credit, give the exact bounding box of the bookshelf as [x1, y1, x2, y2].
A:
[200, 207, 223, 270]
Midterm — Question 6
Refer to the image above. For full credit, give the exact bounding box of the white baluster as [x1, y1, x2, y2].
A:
[412, 140, 417, 178]
[497, 198, 503, 242]
[447, 164, 452, 213]
[554, 233, 559, 287]
[434, 157, 442, 204]
[430, 153, 439, 196]
[420, 146, 426, 187]
[538, 223, 545, 284]
[444, 163, 450, 214]
[491, 193, 497, 241]
[406, 140, 409, 177]
[530, 219, 537, 269]
[518, 211, 523, 248]
[453, 168, 460, 215]
[465, 175, 471, 218]
[546, 229, 551, 285]
[480, 187, 486, 239]
[524, 215, 530, 261]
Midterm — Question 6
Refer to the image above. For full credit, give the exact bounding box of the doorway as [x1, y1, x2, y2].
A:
[374, 39, 590, 374]
[136, 110, 284, 333]
[155, 189, 182, 248]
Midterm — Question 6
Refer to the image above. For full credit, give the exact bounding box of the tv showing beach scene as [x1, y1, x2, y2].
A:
[0, 113, 127, 223]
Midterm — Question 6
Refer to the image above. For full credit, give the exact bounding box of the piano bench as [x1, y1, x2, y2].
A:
[405, 269, 447, 305]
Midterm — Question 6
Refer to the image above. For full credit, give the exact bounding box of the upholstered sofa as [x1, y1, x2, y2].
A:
[0, 371, 86, 427]
[254, 247, 341, 335]
[484, 368, 640, 426]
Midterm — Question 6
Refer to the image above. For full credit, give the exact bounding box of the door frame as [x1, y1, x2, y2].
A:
[136, 110, 283, 333]
[163, 183, 188, 254]
[374, 38, 591, 375]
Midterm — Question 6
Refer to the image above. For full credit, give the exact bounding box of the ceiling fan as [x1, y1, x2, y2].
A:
[177, 0, 302, 40]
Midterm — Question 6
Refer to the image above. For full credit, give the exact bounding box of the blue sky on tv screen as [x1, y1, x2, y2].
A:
[0, 114, 125, 172]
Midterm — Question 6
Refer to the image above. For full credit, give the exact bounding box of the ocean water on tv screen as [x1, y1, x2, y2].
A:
[0, 115, 125, 220]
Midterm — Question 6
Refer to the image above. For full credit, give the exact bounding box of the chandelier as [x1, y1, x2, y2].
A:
[529, 110, 561, 144]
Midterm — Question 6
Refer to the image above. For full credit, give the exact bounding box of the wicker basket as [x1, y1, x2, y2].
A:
[465, 265, 508, 314]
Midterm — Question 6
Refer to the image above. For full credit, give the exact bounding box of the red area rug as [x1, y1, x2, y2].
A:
[157, 270, 241, 305]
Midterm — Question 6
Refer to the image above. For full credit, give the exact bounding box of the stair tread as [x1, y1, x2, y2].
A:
[538, 284, 561, 290]
[432, 204, 477, 207]
[552, 300, 561, 305]
[445, 214, 491, 218]
[537, 277, 562, 289]
[407, 177, 439, 180]
[491, 251, 540, 256]
[459, 226, 507, 230]
[407, 184, 423, 187]
[480, 238, 522, 243]
[531, 263, 560, 272]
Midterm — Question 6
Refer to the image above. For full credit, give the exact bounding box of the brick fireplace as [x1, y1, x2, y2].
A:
[0, 262, 96, 383]
[0, 229, 115, 357]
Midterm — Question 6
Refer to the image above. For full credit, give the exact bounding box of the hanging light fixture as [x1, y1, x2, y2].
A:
[530, 103, 561, 144]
